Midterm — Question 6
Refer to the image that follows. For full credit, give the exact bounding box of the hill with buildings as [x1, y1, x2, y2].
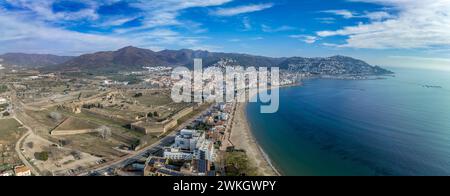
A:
[1, 46, 392, 75]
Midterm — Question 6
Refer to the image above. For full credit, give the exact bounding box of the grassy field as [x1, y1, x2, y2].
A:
[60, 109, 129, 130]
[131, 91, 173, 107]
[60, 108, 147, 137]
[0, 118, 27, 170]
[58, 134, 127, 160]
[0, 118, 26, 143]
[94, 107, 142, 121]
[54, 117, 98, 131]
[25, 108, 64, 129]
[54, 108, 154, 158]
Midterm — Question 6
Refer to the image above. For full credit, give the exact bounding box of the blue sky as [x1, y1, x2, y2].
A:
[1, 0, 450, 70]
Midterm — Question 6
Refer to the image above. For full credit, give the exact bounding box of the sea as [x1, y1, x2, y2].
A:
[247, 68, 450, 176]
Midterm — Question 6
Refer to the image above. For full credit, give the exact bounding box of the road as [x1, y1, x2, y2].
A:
[8, 88, 40, 176]
[13, 116, 41, 176]
[79, 105, 212, 176]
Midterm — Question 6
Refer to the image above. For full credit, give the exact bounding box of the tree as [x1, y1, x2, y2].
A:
[34, 151, 49, 161]
[96, 126, 112, 140]
[225, 151, 258, 176]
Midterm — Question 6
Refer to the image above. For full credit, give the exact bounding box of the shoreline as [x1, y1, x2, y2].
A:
[243, 101, 283, 176]
[230, 102, 281, 176]
[229, 84, 301, 176]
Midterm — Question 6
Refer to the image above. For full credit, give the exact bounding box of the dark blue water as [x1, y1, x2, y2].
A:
[247, 68, 450, 176]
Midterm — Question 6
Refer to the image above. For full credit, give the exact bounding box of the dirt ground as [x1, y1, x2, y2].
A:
[22, 133, 103, 176]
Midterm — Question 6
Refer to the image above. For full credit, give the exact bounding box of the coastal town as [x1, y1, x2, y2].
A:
[0, 41, 393, 177]
[0, 60, 299, 176]
[1, 0, 448, 182]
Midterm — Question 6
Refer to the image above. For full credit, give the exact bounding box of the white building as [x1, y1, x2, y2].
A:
[14, 166, 31, 176]
[26, 76, 40, 80]
[173, 129, 200, 151]
[169, 129, 217, 162]
[163, 148, 193, 160]
[194, 136, 216, 162]
[0, 98, 7, 105]
[103, 80, 129, 86]
[219, 113, 229, 121]
[219, 104, 226, 111]
[0, 170, 14, 176]
[103, 80, 112, 85]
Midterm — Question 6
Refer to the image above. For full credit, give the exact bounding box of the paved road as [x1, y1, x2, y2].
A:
[83, 134, 177, 176]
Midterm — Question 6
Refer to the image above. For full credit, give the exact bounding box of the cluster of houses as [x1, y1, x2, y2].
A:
[102, 80, 130, 86]
[144, 103, 234, 176]
[0, 165, 31, 176]
[142, 66, 173, 73]
[144, 76, 174, 88]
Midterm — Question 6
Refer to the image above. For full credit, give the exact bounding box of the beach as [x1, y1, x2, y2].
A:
[230, 102, 280, 176]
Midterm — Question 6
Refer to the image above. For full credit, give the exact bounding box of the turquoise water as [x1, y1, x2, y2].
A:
[247, 68, 450, 176]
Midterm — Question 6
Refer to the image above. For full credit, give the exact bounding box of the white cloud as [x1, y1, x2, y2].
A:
[0, 0, 231, 54]
[364, 11, 393, 21]
[322, 10, 357, 19]
[0, 13, 130, 54]
[114, 0, 233, 33]
[322, 9, 393, 21]
[322, 43, 341, 47]
[3, 0, 99, 22]
[212, 3, 274, 16]
[0, 12, 211, 55]
[317, 0, 450, 49]
[98, 17, 139, 27]
[290, 35, 318, 44]
[1, 0, 232, 34]
[261, 24, 296, 33]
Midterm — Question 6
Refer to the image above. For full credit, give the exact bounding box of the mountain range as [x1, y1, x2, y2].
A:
[0, 53, 73, 68]
[0, 46, 392, 75]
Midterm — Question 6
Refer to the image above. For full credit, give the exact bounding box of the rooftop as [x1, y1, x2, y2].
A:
[14, 165, 30, 174]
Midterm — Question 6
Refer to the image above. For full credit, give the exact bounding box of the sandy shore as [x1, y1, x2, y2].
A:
[230, 102, 280, 176]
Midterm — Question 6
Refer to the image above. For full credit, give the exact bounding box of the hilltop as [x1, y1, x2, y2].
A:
[1, 46, 392, 75]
